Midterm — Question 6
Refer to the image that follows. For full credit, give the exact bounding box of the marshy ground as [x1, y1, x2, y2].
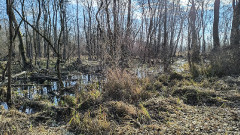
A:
[0, 58, 239, 135]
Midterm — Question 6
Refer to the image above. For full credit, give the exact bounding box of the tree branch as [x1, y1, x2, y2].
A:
[12, 7, 59, 57]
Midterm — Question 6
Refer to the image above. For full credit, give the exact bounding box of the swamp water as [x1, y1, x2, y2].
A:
[0, 58, 188, 114]
[0, 73, 104, 114]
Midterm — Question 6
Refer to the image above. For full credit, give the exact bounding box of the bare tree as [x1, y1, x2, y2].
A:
[189, 0, 199, 63]
[213, 0, 220, 50]
[13, 4, 64, 88]
[201, 1, 206, 54]
[76, 0, 80, 59]
[113, 0, 118, 61]
[163, 0, 168, 72]
[6, 0, 14, 105]
[230, 0, 240, 48]
[120, 0, 131, 68]
[8, 0, 32, 70]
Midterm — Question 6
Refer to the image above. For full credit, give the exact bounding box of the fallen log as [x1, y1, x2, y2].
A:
[29, 75, 59, 84]
[12, 71, 27, 78]
[11, 84, 52, 87]
[0, 71, 27, 87]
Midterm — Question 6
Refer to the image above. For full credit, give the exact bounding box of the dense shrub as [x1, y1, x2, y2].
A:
[144, 80, 163, 91]
[60, 95, 77, 108]
[78, 90, 102, 111]
[157, 74, 169, 85]
[103, 68, 142, 102]
[210, 48, 240, 77]
[190, 65, 200, 79]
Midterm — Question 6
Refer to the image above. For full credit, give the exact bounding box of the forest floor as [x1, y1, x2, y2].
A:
[0, 58, 240, 135]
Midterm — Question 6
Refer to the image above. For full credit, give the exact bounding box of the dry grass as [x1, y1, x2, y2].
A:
[108, 101, 137, 117]
[137, 103, 151, 124]
[68, 108, 112, 134]
[0, 107, 72, 134]
[60, 95, 77, 108]
[103, 68, 142, 102]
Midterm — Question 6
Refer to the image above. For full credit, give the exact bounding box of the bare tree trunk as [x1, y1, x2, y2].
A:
[156, 0, 164, 58]
[6, 0, 14, 105]
[46, 2, 51, 69]
[169, 1, 176, 62]
[189, 0, 199, 63]
[230, 1, 240, 48]
[36, 0, 42, 58]
[21, 0, 30, 59]
[96, 0, 103, 61]
[213, 0, 220, 50]
[43, 0, 48, 58]
[88, 1, 93, 60]
[120, 0, 131, 68]
[76, 0, 80, 59]
[113, 0, 118, 61]
[14, 6, 64, 89]
[12, 16, 30, 69]
[187, 18, 192, 68]
[11, 0, 32, 70]
[105, 0, 113, 61]
[53, 0, 58, 57]
[232, 0, 236, 9]
[173, 17, 184, 58]
[60, 0, 67, 60]
[83, 10, 89, 58]
[163, 0, 168, 72]
[201, 1, 206, 54]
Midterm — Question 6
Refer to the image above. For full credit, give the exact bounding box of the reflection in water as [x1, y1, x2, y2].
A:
[14, 73, 103, 108]
[137, 68, 146, 78]
[1, 101, 34, 114]
[52, 82, 57, 90]
[25, 108, 33, 114]
[19, 105, 34, 114]
[53, 96, 59, 106]
[136, 67, 163, 79]
[135, 58, 187, 78]
[0, 102, 9, 110]
[172, 59, 187, 73]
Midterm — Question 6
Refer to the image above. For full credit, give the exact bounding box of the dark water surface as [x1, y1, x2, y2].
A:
[0, 73, 104, 114]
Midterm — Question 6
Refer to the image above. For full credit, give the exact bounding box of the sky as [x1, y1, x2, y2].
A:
[67, 0, 232, 20]
[0, 0, 233, 47]
[179, 0, 231, 6]
[70, 0, 232, 7]
[0, 0, 232, 21]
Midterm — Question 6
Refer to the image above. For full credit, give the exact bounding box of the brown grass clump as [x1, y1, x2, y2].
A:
[0, 109, 29, 134]
[60, 95, 77, 108]
[0, 109, 69, 134]
[68, 107, 112, 134]
[103, 68, 142, 102]
[115, 125, 138, 134]
[172, 86, 222, 106]
[78, 89, 102, 111]
[108, 101, 137, 118]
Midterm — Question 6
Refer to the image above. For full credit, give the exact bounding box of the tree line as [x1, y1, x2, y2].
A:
[2, 0, 240, 104]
